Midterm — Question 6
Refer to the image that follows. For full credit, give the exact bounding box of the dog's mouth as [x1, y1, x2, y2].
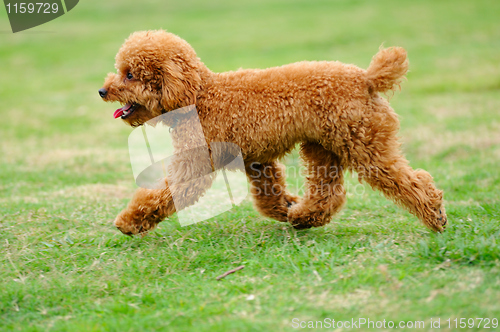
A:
[113, 103, 139, 119]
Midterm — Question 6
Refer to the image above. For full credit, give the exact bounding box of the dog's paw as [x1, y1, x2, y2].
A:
[114, 215, 137, 236]
[436, 206, 448, 233]
[113, 214, 151, 236]
[290, 222, 313, 230]
[287, 204, 314, 230]
[426, 205, 448, 233]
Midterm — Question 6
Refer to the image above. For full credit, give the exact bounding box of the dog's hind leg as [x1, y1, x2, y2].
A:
[347, 105, 447, 232]
[352, 145, 447, 232]
[287, 142, 346, 229]
[246, 161, 300, 222]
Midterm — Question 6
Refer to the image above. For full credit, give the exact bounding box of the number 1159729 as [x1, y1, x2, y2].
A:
[446, 318, 498, 329]
[6, 2, 59, 14]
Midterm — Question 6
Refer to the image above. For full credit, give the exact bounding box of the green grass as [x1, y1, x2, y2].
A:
[1, 0, 500, 330]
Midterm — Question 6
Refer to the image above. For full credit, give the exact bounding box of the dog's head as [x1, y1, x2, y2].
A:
[99, 30, 203, 126]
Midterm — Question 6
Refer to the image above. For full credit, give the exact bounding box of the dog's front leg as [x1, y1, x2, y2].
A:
[246, 161, 300, 222]
[114, 145, 216, 235]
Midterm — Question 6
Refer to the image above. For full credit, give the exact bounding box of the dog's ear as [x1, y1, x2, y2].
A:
[160, 59, 201, 111]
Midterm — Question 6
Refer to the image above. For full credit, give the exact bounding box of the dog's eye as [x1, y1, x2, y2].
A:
[126, 73, 133, 80]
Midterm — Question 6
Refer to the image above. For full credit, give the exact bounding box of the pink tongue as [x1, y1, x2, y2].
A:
[113, 108, 124, 119]
[113, 104, 132, 119]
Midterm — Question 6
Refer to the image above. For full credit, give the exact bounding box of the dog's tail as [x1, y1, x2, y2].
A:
[366, 46, 408, 93]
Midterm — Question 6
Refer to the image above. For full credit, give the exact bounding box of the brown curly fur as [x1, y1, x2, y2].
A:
[100, 30, 447, 235]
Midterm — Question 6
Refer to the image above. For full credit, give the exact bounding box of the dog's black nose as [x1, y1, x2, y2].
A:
[98, 88, 108, 98]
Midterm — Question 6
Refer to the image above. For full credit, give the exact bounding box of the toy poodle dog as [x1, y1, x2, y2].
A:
[99, 30, 447, 235]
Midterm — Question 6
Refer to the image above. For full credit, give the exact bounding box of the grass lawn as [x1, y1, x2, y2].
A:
[1, 0, 500, 330]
